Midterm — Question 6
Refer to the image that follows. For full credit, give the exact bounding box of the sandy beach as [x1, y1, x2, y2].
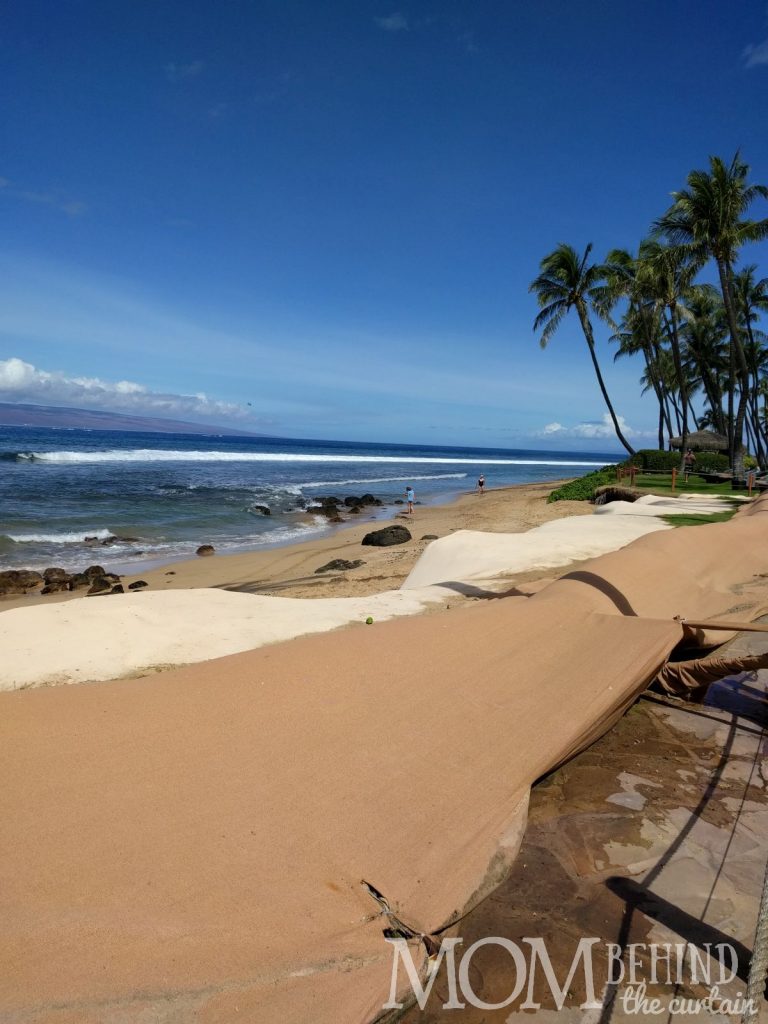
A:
[2, 484, 742, 692]
[135, 480, 594, 595]
[0, 480, 591, 611]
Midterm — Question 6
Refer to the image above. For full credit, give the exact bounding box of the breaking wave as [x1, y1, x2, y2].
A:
[3, 528, 115, 544]
[4, 449, 604, 467]
[287, 472, 468, 492]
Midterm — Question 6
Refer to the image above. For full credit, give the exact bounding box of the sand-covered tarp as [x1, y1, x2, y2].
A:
[2, 497, 768, 1023]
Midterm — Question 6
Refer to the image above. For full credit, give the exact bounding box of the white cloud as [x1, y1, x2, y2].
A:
[375, 12, 409, 31]
[0, 178, 86, 217]
[164, 61, 205, 82]
[535, 414, 655, 440]
[744, 38, 768, 66]
[0, 357, 249, 423]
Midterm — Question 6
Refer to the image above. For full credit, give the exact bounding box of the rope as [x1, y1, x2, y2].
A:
[743, 857, 768, 1023]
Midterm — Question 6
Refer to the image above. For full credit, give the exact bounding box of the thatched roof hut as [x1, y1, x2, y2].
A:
[669, 430, 729, 452]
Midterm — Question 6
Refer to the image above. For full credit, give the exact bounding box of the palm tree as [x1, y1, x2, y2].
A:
[611, 305, 671, 449]
[732, 265, 768, 466]
[680, 285, 728, 436]
[530, 243, 636, 455]
[599, 248, 670, 449]
[635, 238, 697, 466]
[656, 152, 768, 477]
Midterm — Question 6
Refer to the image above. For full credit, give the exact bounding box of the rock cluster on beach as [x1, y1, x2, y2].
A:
[314, 558, 366, 574]
[307, 494, 383, 523]
[0, 564, 130, 597]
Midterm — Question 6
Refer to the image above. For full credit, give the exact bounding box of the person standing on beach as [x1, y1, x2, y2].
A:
[683, 448, 696, 482]
[477, 474, 485, 495]
[405, 485, 415, 514]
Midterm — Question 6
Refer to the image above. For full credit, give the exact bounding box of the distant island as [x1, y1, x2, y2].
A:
[0, 402, 265, 436]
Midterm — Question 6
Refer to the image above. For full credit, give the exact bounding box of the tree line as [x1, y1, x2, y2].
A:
[530, 153, 768, 478]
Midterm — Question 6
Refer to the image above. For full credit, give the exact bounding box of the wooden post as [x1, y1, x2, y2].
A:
[748, 472, 754, 497]
[671, 467, 677, 493]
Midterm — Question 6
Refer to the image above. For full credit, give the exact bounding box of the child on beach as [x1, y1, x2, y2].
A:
[477, 474, 485, 494]
[405, 486, 415, 514]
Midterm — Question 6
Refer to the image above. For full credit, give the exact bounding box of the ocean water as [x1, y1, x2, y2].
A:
[0, 426, 614, 572]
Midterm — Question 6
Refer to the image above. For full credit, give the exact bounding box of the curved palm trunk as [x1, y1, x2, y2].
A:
[744, 320, 767, 468]
[576, 300, 636, 455]
[661, 388, 674, 445]
[717, 259, 750, 477]
[697, 361, 727, 436]
[639, 340, 666, 449]
[651, 336, 676, 443]
[664, 307, 690, 471]
[637, 311, 668, 449]
[668, 391, 683, 435]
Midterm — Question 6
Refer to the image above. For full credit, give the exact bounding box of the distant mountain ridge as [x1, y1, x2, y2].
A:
[0, 402, 264, 436]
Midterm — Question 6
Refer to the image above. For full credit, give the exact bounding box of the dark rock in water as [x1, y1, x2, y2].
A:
[251, 505, 271, 516]
[359, 493, 381, 505]
[317, 496, 341, 506]
[87, 576, 113, 596]
[101, 535, 140, 546]
[0, 570, 44, 595]
[109, 584, 125, 595]
[361, 525, 412, 547]
[41, 580, 70, 595]
[343, 496, 362, 507]
[84, 565, 106, 579]
[128, 580, 148, 590]
[348, 505, 361, 514]
[394, 499, 404, 505]
[164, 570, 176, 575]
[421, 534, 439, 540]
[312, 504, 345, 519]
[315, 559, 365, 574]
[69, 573, 91, 590]
[328, 514, 344, 523]
[84, 536, 101, 544]
[43, 567, 70, 583]
[103, 573, 121, 584]
[196, 544, 215, 557]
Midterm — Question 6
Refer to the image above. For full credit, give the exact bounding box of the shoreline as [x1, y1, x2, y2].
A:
[0, 479, 589, 611]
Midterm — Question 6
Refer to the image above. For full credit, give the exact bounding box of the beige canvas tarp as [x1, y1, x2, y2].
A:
[2, 496, 768, 1023]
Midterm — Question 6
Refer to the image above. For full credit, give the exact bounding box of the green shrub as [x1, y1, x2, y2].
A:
[694, 452, 730, 473]
[547, 466, 617, 502]
[745, 454, 758, 470]
[632, 449, 681, 472]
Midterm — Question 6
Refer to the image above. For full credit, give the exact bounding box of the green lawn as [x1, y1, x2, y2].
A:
[628, 472, 754, 497]
[660, 510, 738, 527]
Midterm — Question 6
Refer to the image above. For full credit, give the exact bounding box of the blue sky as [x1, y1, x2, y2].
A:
[2, 0, 768, 449]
